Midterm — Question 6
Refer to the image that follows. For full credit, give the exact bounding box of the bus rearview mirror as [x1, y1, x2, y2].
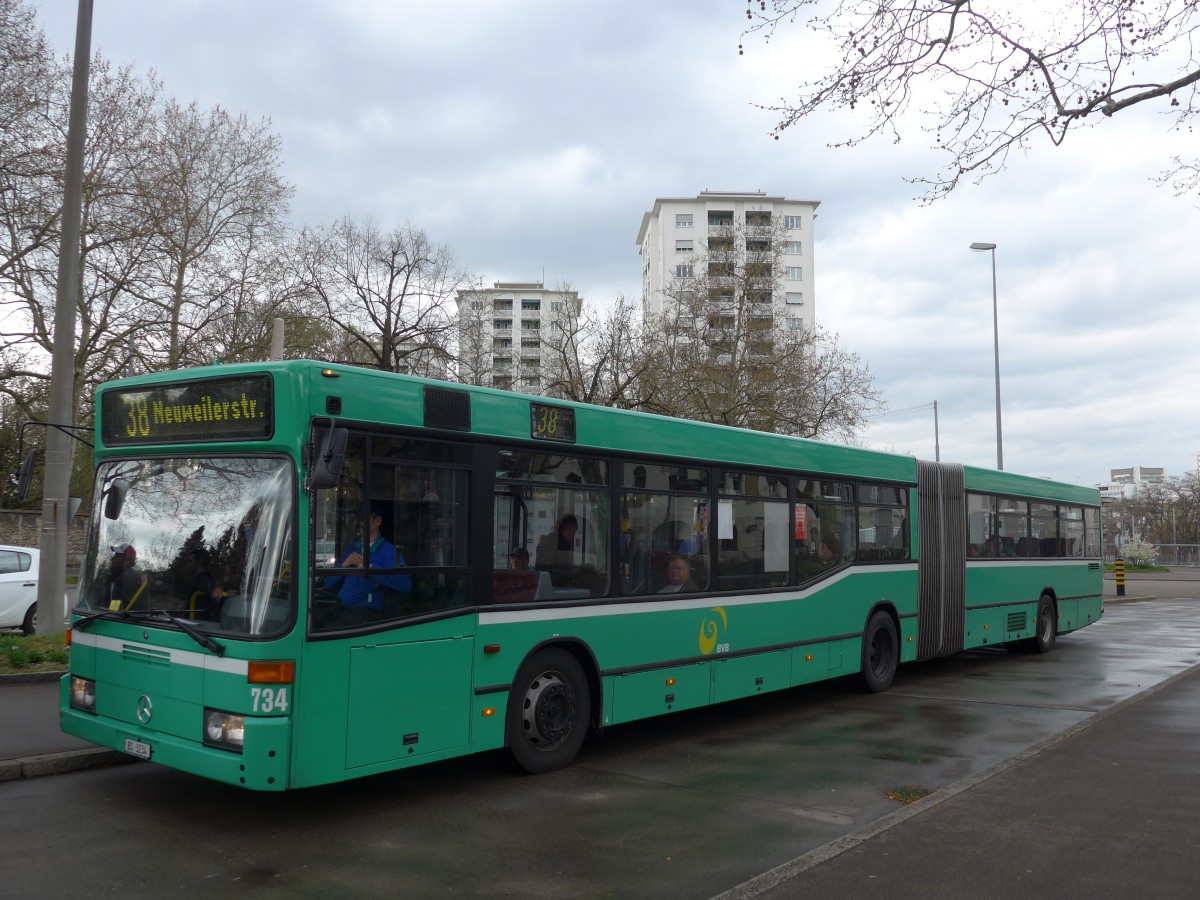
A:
[16, 449, 37, 500]
[312, 427, 348, 490]
[104, 478, 130, 520]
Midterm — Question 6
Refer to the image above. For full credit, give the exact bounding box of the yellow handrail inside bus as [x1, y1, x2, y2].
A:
[121, 575, 149, 612]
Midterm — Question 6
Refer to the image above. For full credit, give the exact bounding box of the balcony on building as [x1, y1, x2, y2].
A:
[708, 211, 734, 234]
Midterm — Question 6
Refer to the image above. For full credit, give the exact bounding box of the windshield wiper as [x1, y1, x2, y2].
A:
[147, 609, 226, 657]
[71, 608, 131, 631]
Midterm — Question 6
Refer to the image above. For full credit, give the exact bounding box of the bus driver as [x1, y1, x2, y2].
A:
[326, 502, 412, 619]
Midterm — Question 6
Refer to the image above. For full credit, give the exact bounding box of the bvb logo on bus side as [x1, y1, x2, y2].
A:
[698, 607, 729, 655]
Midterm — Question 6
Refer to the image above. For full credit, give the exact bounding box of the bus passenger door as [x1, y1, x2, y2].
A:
[916, 461, 966, 660]
[345, 634, 474, 769]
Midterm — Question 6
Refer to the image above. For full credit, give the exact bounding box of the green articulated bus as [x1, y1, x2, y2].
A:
[62, 360, 1103, 790]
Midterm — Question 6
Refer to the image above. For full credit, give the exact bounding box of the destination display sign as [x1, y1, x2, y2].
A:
[529, 401, 576, 444]
[101, 374, 274, 446]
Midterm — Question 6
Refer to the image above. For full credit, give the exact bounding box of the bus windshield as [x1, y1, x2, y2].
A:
[77, 456, 295, 638]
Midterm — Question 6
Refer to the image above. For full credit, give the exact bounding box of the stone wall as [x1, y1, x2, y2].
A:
[0, 509, 88, 570]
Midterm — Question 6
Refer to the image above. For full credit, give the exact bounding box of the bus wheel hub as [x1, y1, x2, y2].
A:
[523, 672, 574, 746]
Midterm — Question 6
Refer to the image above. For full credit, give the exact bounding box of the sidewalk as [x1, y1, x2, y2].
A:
[0, 674, 132, 781]
[720, 660, 1200, 899]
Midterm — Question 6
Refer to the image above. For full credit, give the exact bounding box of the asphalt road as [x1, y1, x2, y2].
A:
[1106, 568, 1200, 601]
[1, 577, 1198, 898]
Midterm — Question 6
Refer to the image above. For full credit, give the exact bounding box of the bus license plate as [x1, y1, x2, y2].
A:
[124, 738, 152, 760]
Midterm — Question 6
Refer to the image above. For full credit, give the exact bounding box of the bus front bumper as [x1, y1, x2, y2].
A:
[60, 684, 292, 791]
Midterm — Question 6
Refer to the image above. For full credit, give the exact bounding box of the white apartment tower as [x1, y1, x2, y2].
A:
[636, 191, 820, 327]
[455, 282, 581, 392]
[1098, 466, 1167, 502]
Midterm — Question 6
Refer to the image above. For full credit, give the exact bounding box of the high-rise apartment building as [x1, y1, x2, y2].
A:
[1098, 466, 1166, 501]
[636, 191, 820, 328]
[455, 282, 581, 392]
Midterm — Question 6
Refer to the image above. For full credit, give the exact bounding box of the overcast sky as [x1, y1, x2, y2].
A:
[30, 0, 1200, 488]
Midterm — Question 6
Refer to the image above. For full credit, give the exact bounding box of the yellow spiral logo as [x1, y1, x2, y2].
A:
[698, 607, 728, 655]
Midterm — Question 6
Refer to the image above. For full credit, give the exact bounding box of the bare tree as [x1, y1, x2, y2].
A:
[132, 100, 294, 369]
[0, 0, 58, 288]
[452, 287, 497, 387]
[192, 223, 329, 365]
[1118, 473, 1200, 546]
[0, 53, 162, 422]
[542, 292, 651, 408]
[741, 1, 1200, 201]
[642, 217, 882, 439]
[2, 10, 299, 429]
[297, 217, 469, 375]
[1174, 472, 1200, 545]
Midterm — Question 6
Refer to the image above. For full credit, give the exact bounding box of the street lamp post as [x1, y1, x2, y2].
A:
[933, 399, 940, 462]
[969, 241, 1003, 470]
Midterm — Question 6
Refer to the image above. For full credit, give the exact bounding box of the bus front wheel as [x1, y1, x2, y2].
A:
[860, 611, 898, 693]
[507, 648, 591, 774]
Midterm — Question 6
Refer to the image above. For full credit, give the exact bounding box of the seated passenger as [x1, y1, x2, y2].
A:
[536, 515, 578, 585]
[818, 537, 840, 563]
[326, 502, 412, 615]
[797, 535, 842, 580]
[658, 554, 698, 594]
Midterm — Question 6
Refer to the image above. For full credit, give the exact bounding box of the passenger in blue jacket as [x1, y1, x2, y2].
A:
[326, 502, 412, 611]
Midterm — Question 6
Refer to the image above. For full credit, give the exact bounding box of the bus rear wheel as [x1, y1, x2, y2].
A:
[507, 648, 591, 774]
[1029, 595, 1057, 654]
[860, 611, 898, 693]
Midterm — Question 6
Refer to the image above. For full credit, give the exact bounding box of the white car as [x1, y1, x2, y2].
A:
[0, 545, 40, 634]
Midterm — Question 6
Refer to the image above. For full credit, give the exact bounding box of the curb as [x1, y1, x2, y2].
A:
[0, 747, 137, 782]
[1105, 595, 1157, 604]
[0, 670, 65, 685]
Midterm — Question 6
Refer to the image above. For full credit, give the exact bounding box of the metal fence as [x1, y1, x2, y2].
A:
[1106, 544, 1200, 566]
[1153, 544, 1200, 567]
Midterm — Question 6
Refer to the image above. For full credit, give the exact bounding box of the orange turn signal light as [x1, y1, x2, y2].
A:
[248, 660, 296, 684]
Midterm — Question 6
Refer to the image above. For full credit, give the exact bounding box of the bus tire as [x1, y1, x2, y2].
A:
[507, 648, 591, 774]
[860, 611, 898, 693]
[1030, 595, 1056, 654]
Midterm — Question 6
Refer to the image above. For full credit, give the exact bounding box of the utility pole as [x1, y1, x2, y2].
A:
[37, 0, 92, 635]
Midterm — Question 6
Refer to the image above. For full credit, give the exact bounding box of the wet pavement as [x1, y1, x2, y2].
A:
[2, 580, 1199, 897]
[725, 660, 1200, 899]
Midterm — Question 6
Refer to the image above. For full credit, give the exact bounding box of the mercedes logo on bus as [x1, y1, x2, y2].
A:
[136, 695, 153, 724]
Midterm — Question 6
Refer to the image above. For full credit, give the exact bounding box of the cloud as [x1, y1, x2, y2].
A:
[30, 0, 1200, 485]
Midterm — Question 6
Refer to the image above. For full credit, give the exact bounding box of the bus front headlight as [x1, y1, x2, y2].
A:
[203, 709, 245, 753]
[69, 676, 96, 713]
